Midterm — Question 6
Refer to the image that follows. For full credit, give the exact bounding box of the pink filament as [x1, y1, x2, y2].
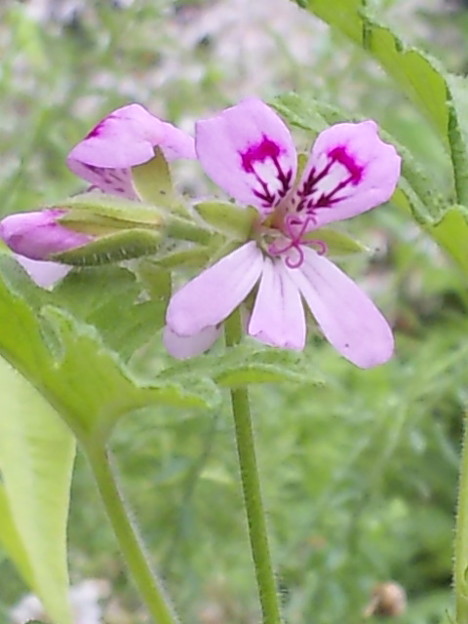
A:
[267, 213, 327, 268]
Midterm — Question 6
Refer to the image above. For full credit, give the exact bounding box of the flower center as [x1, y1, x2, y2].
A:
[265, 213, 326, 269]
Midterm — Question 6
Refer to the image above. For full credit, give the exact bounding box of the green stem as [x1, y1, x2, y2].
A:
[85, 444, 179, 624]
[455, 416, 468, 624]
[448, 106, 468, 208]
[224, 311, 283, 624]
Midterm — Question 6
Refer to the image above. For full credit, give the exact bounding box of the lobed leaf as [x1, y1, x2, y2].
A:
[293, 0, 468, 214]
[53, 265, 166, 361]
[0, 255, 218, 444]
[159, 341, 323, 388]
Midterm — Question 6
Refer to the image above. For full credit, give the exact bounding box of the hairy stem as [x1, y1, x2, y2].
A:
[224, 310, 283, 624]
[85, 444, 179, 624]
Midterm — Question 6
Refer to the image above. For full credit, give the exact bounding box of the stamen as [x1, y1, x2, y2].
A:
[307, 239, 328, 255]
[284, 246, 304, 269]
[267, 213, 325, 268]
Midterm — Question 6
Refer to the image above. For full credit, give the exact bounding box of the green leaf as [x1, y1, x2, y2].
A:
[0, 255, 219, 444]
[53, 265, 167, 361]
[294, 0, 445, 136]
[0, 356, 75, 624]
[194, 201, 257, 240]
[0, 484, 35, 588]
[214, 345, 323, 386]
[446, 74, 468, 206]
[294, 0, 468, 204]
[159, 342, 323, 387]
[430, 206, 468, 276]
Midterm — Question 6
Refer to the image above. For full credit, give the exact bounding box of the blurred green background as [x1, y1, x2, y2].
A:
[1, 0, 468, 622]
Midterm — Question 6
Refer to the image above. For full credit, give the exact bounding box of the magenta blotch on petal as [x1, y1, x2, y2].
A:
[195, 98, 297, 212]
[286, 247, 394, 368]
[248, 258, 306, 350]
[0, 210, 92, 261]
[294, 120, 401, 227]
[163, 325, 221, 360]
[67, 103, 196, 199]
[167, 241, 264, 336]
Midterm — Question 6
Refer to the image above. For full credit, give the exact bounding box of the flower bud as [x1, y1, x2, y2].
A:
[0, 209, 92, 261]
[0, 192, 214, 267]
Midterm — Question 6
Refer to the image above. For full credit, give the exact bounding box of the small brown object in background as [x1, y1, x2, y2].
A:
[363, 582, 407, 618]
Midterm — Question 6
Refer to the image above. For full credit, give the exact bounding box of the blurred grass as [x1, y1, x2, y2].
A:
[1, 0, 468, 622]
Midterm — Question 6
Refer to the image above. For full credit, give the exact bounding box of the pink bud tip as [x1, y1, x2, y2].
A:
[0, 209, 92, 261]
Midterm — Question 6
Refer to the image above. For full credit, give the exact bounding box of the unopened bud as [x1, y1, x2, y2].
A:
[0, 209, 92, 261]
[0, 192, 214, 267]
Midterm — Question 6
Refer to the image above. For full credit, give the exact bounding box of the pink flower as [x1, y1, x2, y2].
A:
[67, 103, 195, 199]
[165, 98, 401, 368]
[6, 103, 195, 289]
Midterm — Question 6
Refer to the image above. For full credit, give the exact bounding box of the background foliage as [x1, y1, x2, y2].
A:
[1, 0, 468, 622]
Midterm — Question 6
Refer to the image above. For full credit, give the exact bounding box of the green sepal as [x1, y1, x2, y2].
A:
[153, 245, 212, 268]
[131, 148, 194, 218]
[132, 148, 173, 200]
[194, 201, 257, 240]
[58, 192, 165, 227]
[304, 228, 367, 255]
[51, 228, 162, 266]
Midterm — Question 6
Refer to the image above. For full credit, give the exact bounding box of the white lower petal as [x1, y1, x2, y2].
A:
[163, 325, 220, 359]
[287, 248, 394, 368]
[15, 256, 71, 289]
[166, 242, 264, 336]
[248, 258, 305, 350]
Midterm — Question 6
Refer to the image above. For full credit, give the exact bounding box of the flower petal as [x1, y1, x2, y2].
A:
[287, 248, 394, 368]
[293, 120, 401, 227]
[0, 210, 91, 261]
[163, 325, 221, 359]
[67, 163, 136, 198]
[248, 258, 305, 350]
[14, 256, 71, 289]
[166, 241, 264, 336]
[67, 103, 195, 198]
[196, 98, 297, 213]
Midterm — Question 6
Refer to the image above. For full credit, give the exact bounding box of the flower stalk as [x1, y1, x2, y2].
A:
[85, 444, 179, 624]
[224, 309, 283, 624]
